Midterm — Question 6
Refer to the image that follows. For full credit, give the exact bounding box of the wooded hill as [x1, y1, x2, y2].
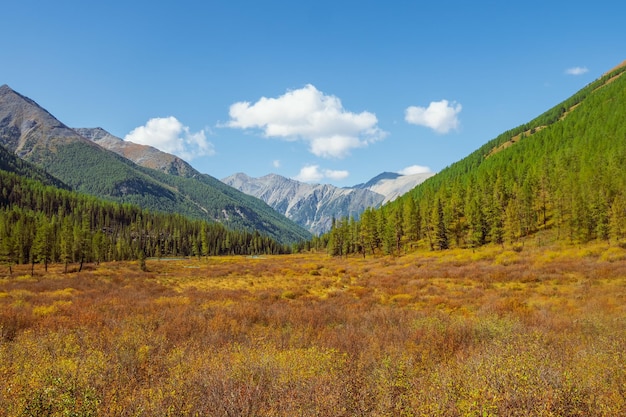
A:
[0, 85, 311, 244]
[0, 147, 292, 273]
[320, 61, 626, 256]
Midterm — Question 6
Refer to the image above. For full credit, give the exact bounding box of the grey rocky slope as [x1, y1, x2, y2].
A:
[222, 171, 433, 234]
[75, 128, 198, 178]
[353, 171, 435, 204]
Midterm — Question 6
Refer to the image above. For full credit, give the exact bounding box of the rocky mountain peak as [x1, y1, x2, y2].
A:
[222, 171, 432, 234]
[0, 84, 96, 159]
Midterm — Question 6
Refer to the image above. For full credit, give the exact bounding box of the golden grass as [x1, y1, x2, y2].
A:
[1, 243, 625, 415]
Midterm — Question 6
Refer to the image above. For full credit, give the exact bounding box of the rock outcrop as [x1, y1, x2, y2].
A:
[223, 171, 433, 234]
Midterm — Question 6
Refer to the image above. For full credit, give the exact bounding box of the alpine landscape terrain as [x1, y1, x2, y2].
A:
[0, 85, 311, 245]
[222, 170, 433, 235]
[1, 61, 626, 416]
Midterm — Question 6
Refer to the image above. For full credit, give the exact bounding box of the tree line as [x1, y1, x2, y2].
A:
[0, 169, 291, 274]
[319, 65, 626, 256]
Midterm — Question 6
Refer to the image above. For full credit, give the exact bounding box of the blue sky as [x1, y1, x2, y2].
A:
[1, 1, 624, 187]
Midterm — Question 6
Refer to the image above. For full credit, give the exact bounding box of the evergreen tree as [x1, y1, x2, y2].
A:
[435, 199, 449, 250]
[59, 217, 73, 273]
[402, 197, 419, 250]
[609, 195, 626, 244]
[33, 215, 54, 272]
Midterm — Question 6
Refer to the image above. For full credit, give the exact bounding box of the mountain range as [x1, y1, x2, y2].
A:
[3, 59, 626, 256]
[0, 84, 428, 243]
[73, 126, 431, 235]
[222, 171, 432, 234]
[0, 84, 310, 244]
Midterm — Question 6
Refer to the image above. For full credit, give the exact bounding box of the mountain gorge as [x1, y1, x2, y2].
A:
[222, 171, 433, 234]
[0, 85, 310, 243]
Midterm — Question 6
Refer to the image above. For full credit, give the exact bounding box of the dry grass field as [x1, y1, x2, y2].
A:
[1, 243, 625, 416]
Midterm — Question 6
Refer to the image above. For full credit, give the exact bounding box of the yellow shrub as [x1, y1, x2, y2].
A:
[494, 251, 521, 266]
[600, 247, 626, 262]
[33, 304, 58, 316]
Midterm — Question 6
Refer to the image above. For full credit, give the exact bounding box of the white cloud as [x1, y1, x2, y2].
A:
[325, 169, 349, 180]
[125, 116, 214, 161]
[293, 164, 349, 183]
[294, 165, 324, 183]
[226, 84, 386, 158]
[398, 165, 432, 175]
[405, 100, 462, 134]
[565, 66, 589, 76]
[272, 159, 281, 168]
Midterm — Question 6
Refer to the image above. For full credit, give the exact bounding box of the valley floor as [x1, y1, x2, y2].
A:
[1, 243, 625, 416]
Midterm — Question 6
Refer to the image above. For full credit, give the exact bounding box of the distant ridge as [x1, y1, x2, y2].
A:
[352, 172, 400, 189]
[359, 172, 434, 204]
[222, 171, 432, 234]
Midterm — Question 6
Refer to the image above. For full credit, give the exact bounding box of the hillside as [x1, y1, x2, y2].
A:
[0, 85, 310, 243]
[0, 143, 68, 190]
[222, 172, 432, 234]
[321, 61, 626, 255]
[0, 163, 292, 272]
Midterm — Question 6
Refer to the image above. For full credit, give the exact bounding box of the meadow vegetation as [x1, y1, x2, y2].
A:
[0, 242, 625, 416]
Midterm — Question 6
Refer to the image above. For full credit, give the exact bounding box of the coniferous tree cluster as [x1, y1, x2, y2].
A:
[0, 169, 291, 273]
[321, 66, 626, 256]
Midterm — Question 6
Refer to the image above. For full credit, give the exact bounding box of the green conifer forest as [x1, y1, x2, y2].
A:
[319, 65, 626, 256]
[0, 166, 291, 274]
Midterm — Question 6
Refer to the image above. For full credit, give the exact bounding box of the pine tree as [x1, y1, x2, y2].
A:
[466, 195, 487, 249]
[609, 195, 626, 244]
[0, 217, 15, 275]
[60, 217, 73, 273]
[402, 197, 419, 250]
[435, 199, 449, 250]
[33, 216, 53, 272]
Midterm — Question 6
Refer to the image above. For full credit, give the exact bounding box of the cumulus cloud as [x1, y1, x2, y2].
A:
[293, 164, 349, 183]
[325, 169, 350, 180]
[125, 116, 214, 161]
[398, 165, 432, 175]
[565, 66, 589, 76]
[405, 100, 462, 134]
[226, 84, 386, 158]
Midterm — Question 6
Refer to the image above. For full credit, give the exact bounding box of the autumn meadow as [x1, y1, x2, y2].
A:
[1, 242, 625, 416]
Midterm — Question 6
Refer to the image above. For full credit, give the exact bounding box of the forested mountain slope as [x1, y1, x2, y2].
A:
[322, 62, 626, 255]
[0, 144, 68, 190]
[0, 85, 310, 243]
[0, 166, 292, 273]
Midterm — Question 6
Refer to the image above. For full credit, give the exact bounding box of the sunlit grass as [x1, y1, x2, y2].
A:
[1, 242, 625, 415]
